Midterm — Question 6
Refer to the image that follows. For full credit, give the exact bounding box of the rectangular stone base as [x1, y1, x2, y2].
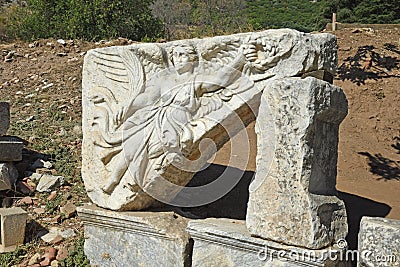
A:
[187, 218, 349, 267]
[0, 207, 27, 253]
[77, 205, 192, 267]
[0, 136, 24, 161]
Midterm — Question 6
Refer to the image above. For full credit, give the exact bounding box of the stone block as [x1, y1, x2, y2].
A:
[0, 102, 10, 136]
[246, 77, 348, 249]
[77, 205, 191, 267]
[0, 207, 28, 252]
[81, 29, 339, 211]
[358, 217, 399, 267]
[0, 162, 18, 191]
[187, 218, 348, 267]
[0, 136, 24, 161]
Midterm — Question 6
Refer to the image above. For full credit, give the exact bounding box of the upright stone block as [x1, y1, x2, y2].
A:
[358, 217, 400, 267]
[246, 77, 348, 249]
[77, 205, 191, 267]
[0, 207, 28, 253]
[0, 102, 10, 136]
[188, 218, 348, 267]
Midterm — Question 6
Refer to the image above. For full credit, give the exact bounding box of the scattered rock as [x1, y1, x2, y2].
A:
[51, 260, 59, 267]
[0, 162, 18, 191]
[56, 247, 69, 261]
[41, 232, 63, 244]
[42, 247, 57, 263]
[59, 228, 76, 239]
[60, 202, 76, 219]
[16, 180, 35, 195]
[57, 39, 66, 46]
[42, 83, 54, 90]
[28, 253, 42, 265]
[26, 115, 35, 122]
[47, 191, 58, 201]
[36, 174, 64, 192]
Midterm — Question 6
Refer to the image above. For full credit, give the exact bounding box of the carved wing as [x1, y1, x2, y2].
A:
[193, 39, 254, 120]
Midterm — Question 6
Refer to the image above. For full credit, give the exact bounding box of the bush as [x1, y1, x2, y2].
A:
[1, 0, 163, 41]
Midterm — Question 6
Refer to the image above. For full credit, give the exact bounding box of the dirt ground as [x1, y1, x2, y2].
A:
[0, 27, 399, 259]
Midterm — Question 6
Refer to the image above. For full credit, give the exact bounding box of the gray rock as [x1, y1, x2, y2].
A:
[358, 216, 400, 267]
[0, 102, 10, 135]
[0, 162, 18, 191]
[36, 174, 64, 192]
[78, 205, 191, 267]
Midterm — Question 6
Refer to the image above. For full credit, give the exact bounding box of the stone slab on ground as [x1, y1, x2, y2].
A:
[77, 205, 192, 267]
[187, 218, 348, 267]
[0, 102, 10, 136]
[0, 136, 24, 161]
[358, 217, 400, 267]
[0, 162, 18, 191]
[0, 207, 28, 253]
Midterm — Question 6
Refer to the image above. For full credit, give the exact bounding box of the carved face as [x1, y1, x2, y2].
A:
[172, 46, 197, 74]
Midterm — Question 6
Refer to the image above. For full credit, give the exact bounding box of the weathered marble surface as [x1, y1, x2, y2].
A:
[0, 162, 18, 191]
[77, 205, 191, 267]
[246, 77, 348, 249]
[0, 102, 10, 136]
[82, 29, 338, 211]
[358, 216, 400, 267]
[187, 218, 348, 267]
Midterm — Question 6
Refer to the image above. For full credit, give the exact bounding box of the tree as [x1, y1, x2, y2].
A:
[2, 0, 164, 41]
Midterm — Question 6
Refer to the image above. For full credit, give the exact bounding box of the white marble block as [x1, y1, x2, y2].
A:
[358, 217, 400, 267]
[81, 29, 339, 211]
[77, 205, 191, 267]
[246, 77, 348, 249]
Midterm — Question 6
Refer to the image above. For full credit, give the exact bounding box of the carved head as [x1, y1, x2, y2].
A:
[171, 44, 198, 74]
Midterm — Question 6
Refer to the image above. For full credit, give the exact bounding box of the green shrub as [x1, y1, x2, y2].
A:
[1, 0, 163, 41]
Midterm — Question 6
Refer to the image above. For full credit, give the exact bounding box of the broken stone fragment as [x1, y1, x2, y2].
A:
[36, 174, 64, 192]
[0, 162, 18, 191]
[60, 202, 76, 219]
[0, 102, 10, 135]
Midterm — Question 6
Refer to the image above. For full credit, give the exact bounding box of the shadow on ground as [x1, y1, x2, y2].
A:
[358, 151, 400, 181]
[338, 44, 400, 85]
[170, 164, 392, 254]
[338, 191, 391, 250]
[177, 163, 254, 220]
